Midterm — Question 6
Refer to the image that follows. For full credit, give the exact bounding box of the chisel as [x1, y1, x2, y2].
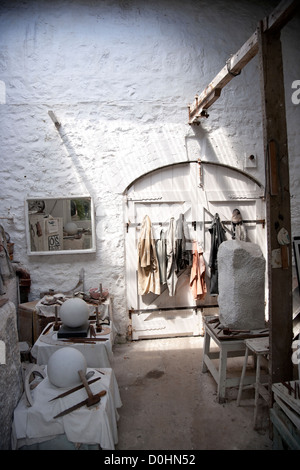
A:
[49, 376, 101, 402]
[53, 390, 106, 418]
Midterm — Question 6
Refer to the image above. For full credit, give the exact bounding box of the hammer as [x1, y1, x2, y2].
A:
[78, 370, 101, 407]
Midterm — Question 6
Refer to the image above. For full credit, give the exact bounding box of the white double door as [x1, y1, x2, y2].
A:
[124, 162, 265, 340]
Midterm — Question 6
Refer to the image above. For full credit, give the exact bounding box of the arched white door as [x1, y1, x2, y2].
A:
[124, 161, 265, 340]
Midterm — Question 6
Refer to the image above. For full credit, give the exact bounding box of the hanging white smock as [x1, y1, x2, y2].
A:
[137, 215, 161, 296]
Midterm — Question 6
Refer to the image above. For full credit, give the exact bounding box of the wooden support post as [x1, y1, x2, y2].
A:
[258, 21, 293, 385]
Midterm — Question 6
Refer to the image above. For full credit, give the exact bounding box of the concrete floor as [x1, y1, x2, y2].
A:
[111, 335, 273, 451]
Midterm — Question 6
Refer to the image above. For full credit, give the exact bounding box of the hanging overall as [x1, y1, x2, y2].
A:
[208, 213, 226, 295]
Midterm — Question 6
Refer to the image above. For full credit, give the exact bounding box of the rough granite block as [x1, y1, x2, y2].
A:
[218, 240, 266, 330]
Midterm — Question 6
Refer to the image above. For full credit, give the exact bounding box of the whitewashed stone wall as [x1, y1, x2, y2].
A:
[0, 301, 23, 449]
[0, 0, 299, 339]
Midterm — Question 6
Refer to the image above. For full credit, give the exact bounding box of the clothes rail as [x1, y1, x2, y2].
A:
[217, 219, 265, 226]
[128, 304, 219, 318]
[126, 219, 265, 232]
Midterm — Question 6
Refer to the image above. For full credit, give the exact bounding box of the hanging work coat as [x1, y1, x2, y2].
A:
[208, 213, 226, 296]
[190, 242, 207, 300]
[156, 230, 167, 285]
[175, 213, 192, 273]
[166, 217, 177, 296]
[137, 215, 160, 296]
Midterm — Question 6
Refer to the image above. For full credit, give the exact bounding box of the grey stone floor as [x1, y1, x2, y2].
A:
[111, 336, 272, 451]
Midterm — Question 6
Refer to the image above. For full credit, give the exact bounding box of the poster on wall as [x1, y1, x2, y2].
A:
[48, 234, 61, 251]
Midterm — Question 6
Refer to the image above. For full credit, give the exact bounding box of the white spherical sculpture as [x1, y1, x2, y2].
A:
[47, 347, 87, 388]
[64, 222, 78, 235]
[60, 298, 89, 328]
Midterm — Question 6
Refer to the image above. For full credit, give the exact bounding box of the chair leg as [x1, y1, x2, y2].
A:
[218, 347, 228, 403]
[253, 354, 261, 429]
[237, 346, 249, 406]
[202, 330, 210, 373]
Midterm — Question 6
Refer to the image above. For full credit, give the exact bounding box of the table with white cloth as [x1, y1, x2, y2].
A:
[31, 322, 114, 368]
[33, 295, 114, 343]
[12, 368, 122, 450]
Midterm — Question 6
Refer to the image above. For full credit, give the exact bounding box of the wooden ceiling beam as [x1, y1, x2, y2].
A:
[188, 0, 298, 124]
[264, 0, 299, 32]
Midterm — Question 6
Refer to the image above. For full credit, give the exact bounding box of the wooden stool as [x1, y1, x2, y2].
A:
[237, 336, 270, 429]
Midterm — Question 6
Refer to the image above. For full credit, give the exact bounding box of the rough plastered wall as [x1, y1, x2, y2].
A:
[0, 0, 299, 340]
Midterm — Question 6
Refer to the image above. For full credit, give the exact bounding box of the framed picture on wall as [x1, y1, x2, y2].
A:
[25, 196, 96, 255]
[293, 236, 300, 292]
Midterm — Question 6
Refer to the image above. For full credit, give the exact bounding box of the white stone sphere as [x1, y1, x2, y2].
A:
[64, 222, 78, 235]
[59, 298, 90, 328]
[47, 347, 87, 388]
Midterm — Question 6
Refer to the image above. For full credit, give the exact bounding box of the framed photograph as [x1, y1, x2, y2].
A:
[293, 236, 300, 291]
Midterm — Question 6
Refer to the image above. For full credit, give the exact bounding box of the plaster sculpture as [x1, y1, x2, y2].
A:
[47, 347, 87, 388]
[59, 297, 90, 328]
[24, 364, 46, 406]
[218, 240, 266, 330]
[64, 222, 78, 235]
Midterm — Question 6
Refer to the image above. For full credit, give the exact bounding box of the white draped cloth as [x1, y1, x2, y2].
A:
[31, 323, 114, 368]
[12, 368, 122, 450]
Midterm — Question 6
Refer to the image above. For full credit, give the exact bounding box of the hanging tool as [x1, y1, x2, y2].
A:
[49, 376, 101, 402]
[53, 390, 106, 418]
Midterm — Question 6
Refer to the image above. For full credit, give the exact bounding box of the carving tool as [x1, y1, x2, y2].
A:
[53, 390, 106, 418]
[95, 305, 102, 332]
[90, 323, 96, 338]
[78, 370, 102, 407]
[61, 337, 108, 343]
[49, 376, 101, 402]
[53, 305, 60, 331]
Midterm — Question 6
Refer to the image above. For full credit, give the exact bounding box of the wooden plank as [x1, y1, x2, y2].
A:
[270, 405, 300, 450]
[273, 381, 300, 414]
[258, 22, 293, 384]
[188, 0, 297, 123]
[189, 31, 258, 122]
[274, 395, 300, 429]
